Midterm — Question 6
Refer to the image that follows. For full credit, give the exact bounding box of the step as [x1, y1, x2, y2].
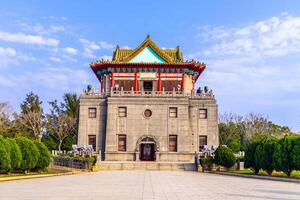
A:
[97, 162, 195, 171]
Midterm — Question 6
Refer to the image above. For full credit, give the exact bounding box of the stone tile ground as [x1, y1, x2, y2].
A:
[0, 171, 299, 200]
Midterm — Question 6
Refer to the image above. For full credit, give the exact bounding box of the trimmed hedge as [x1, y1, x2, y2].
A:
[0, 135, 11, 172]
[245, 134, 300, 176]
[5, 138, 22, 170]
[214, 145, 236, 169]
[15, 137, 40, 172]
[0, 145, 11, 172]
[53, 156, 96, 170]
[254, 135, 278, 175]
[0, 136, 51, 173]
[33, 140, 52, 170]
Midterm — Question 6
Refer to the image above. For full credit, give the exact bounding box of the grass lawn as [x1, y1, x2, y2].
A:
[228, 169, 300, 179]
[0, 168, 71, 180]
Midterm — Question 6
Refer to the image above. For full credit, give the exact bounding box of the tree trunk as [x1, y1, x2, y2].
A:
[58, 140, 62, 152]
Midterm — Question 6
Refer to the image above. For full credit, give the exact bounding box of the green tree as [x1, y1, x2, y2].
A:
[20, 92, 43, 114]
[46, 100, 76, 151]
[227, 138, 241, 153]
[214, 145, 236, 169]
[41, 134, 57, 150]
[18, 92, 44, 140]
[244, 140, 260, 174]
[61, 134, 76, 151]
[5, 138, 22, 170]
[273, 135, 300, 176]
[292, 137, 300, 171]
[0, 145, 11, 173]
[16, 137, 40, 172]
[33, 141, 51, 170]
[254, 135, 278, 175]
[0, 135, 11, 173]
[62, 93, 79, 119]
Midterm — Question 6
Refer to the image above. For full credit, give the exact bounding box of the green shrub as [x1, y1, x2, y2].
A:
[214, 145, 236, 169]
[227, 138, 241, 153]
[61, 135, 76, 151]
[200, 156, 214, 171]
[33, 141, 52, 170]
[16, 137, 40, 172]
[41, 135, 57, 151]
[0, 135, 11, 173]
[5, 138, 22, 170]
[0, 145, 11, 173]
[244, 140, 260, 174]
[54, 155, 96, 167]
[273, 135, 300, 176]
[292, 137, 300, 171]
[254, 135, 278, 175]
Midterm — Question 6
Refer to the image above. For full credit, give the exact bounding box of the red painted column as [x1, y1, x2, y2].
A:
[181, 73, 185, 91]
[157, 72, 162, 91]
[111, 72, 115, 88]
[134, 72, 138, 91]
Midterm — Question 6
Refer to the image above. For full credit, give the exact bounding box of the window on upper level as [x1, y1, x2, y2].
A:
[118, 107, 127, 117]
[169, 107, 178, 118]
[199, 109, 207, 119]
[88, 108, 97, 118]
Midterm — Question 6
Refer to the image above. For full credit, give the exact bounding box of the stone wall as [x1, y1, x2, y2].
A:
[78, 94, 219, 162]
[77, 96, 107, 157]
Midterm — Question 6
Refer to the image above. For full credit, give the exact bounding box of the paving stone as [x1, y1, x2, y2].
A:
[0, 171, 299, 200]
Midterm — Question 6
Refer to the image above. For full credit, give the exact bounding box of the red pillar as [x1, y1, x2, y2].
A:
[111, 72, 115, 88]
[157, 72, 162, 91]
[134, 72, 138, 91]
[181, 74, 185, 91]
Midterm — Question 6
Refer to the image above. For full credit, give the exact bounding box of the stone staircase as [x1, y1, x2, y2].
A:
[97, 162, 195, 171]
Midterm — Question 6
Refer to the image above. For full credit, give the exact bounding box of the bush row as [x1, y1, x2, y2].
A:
[0, 136, 51, 173]
[200, 146, 237, 170]
[53, 156, 96, 170]
[245, 135, 300, 176]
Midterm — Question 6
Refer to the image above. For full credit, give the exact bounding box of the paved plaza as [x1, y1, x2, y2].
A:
[0, 171, 299, 200]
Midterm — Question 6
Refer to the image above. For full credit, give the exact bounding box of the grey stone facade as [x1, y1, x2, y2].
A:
[77, 91, 219, 162]
[78, 36, 219, 162]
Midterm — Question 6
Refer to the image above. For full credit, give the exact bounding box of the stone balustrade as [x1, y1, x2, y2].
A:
[81, 87, 215, 99]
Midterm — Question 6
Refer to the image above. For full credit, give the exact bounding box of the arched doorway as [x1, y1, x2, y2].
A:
[136, 136, 159, 161]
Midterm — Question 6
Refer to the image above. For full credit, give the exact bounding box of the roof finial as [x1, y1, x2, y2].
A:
[116, 44, 120, 49]
[146, 34, 150, 39]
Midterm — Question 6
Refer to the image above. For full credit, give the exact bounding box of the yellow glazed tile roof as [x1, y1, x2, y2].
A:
[112, 36, 184, 63]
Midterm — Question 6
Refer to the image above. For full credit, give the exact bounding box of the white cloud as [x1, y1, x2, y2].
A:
[62, 47, 77, 55]
[99, 55, 112, 60]
[49, 57, 61, 62]
[50, 25, 65, 32]
[190, 13, 300, 130]
[0, 30, 59, 46]
[79, 38, 114, 58]
[0, 67, 90, 90]
[0, 46, 35, 67]
[198, 13, 300, 58]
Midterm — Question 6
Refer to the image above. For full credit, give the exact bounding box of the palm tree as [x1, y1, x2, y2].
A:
[62, 93, 79, 119]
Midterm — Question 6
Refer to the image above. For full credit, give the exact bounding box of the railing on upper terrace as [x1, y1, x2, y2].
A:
[81, 87, 215, 99]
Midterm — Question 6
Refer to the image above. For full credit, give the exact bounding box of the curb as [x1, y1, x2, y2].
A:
[211, 172, 300, 184]
[0, 172, 75, 182]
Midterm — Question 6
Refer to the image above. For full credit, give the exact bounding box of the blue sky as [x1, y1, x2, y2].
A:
[0, 0, 300, 131]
